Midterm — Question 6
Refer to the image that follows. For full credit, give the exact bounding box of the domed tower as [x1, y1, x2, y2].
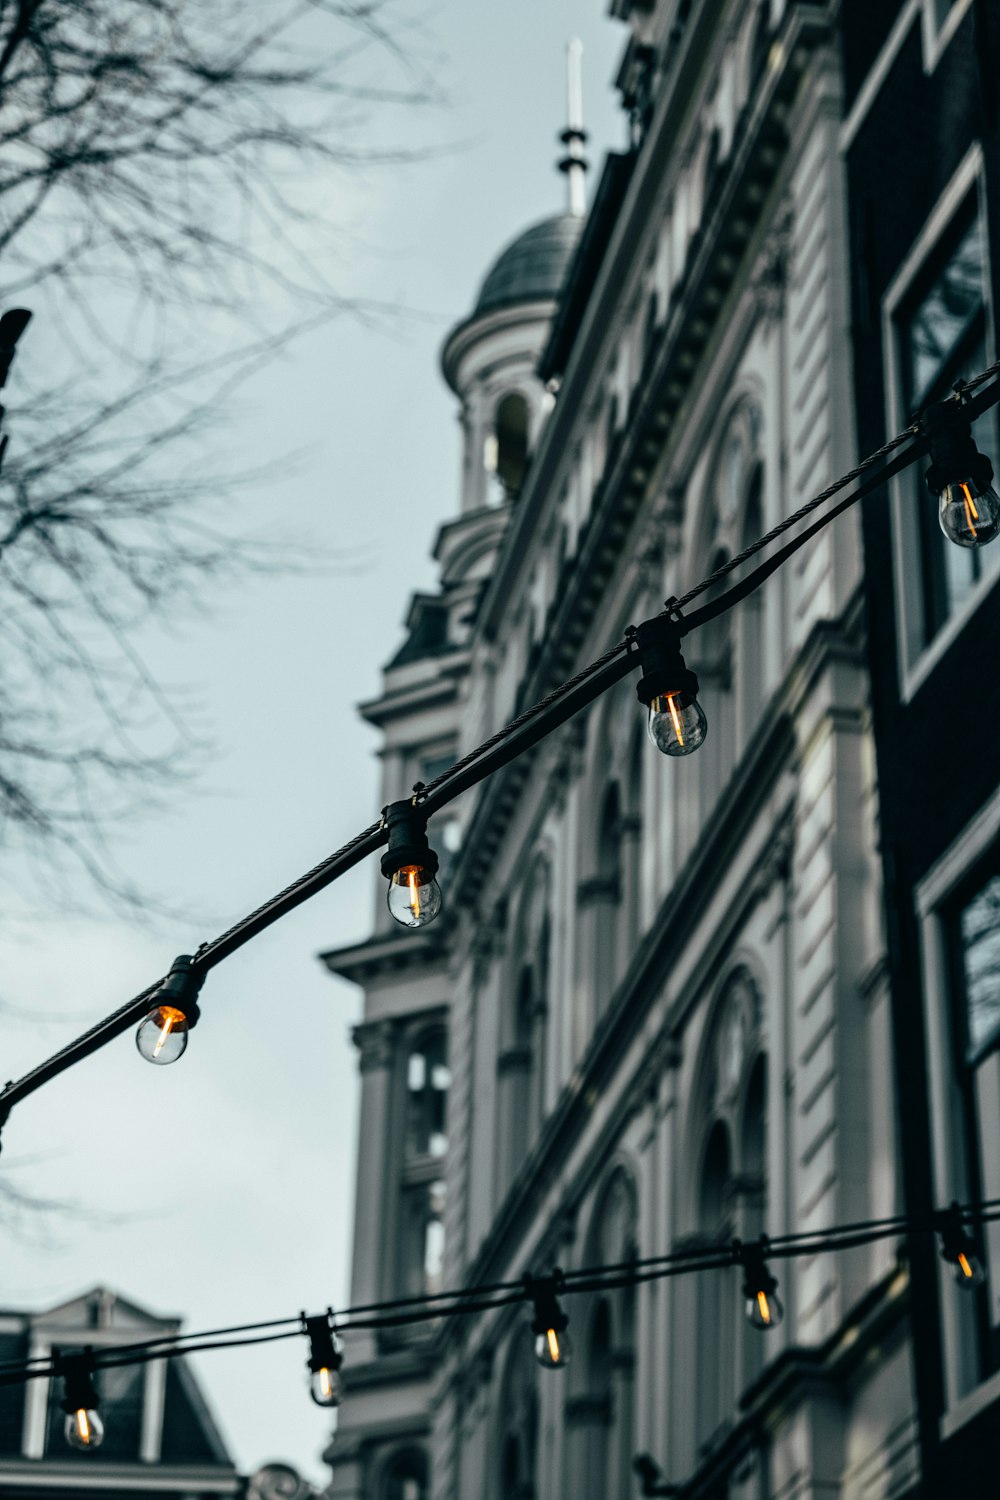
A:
[441, 210, 584, 517]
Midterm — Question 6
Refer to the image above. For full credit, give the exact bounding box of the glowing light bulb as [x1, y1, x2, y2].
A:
[534, 1325, 572, 1369]
[940, 1207, 986, 1290]
[386, 865, 443, 929]
[953, 1249, 986, 1288]
[65, 1407, 104, 1452]
[647, 691, 708, 756]
[59, 1354, 103, 1452]
[739, 1241, 783, 1332]
[310, 1365, 343, 1408]
[938, 478, 1000, 548]
[136, 1004, 190, 1065]
[746, 1286, 784, 1330]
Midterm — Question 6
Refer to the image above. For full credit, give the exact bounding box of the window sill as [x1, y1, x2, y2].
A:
[941, 1364, 1000, 1442]
[899, 561, 1000, 704]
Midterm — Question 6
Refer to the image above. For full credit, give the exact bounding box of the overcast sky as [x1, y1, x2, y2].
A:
[0, 1, 627, 1482]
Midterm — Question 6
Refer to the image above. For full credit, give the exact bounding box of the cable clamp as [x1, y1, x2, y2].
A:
[411, 782, 427, 806]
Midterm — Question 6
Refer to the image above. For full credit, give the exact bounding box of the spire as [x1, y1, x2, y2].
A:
[557, 37, 589, 218]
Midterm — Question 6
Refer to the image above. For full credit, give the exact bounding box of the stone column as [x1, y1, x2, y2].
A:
[347, 1018, 397, 1366]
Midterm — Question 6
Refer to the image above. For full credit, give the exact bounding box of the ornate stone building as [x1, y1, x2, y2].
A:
[317, 1, 978, 1495]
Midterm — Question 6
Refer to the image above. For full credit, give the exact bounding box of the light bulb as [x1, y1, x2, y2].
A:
[534, 1325, 572, 1369]
[136, 1004, 190, 1065]
[386, 865, 443, 928]
[745, 1287, 784, 1330]
[310, 1365, 343, 1407]
[64, 1408, 104, 1451]
[951, 1248, 986, 1288]
[647, 692, 708, 756]
[938, 478, 1000, 548]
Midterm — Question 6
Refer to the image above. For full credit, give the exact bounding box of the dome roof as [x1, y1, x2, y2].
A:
[473, 213, 583, 318]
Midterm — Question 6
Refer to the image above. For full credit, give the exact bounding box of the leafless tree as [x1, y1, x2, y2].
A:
[0, 0, 439, 902]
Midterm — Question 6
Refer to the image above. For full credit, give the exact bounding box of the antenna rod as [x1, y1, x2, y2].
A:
[558, 38, 589, 217]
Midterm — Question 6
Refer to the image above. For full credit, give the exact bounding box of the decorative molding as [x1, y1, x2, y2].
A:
[351, 1019, 396, 1073]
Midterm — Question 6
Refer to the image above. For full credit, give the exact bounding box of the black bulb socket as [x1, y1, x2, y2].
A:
[736, 1239, 778, 1300]
[632, 618, 699, 709]
[524, 1272, 569, 1337]
[923, 399, 994, 497]
[940, 1202, 976, 1265]
[380, 801, 439, 882]
[153, 954, 204, 1029]
[57, 1350, 100, 1414]
[304, 1314, 342, 1373]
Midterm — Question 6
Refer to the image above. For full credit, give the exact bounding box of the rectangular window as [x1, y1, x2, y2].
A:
[947, 855, 1000, 1376]
[895, 205, 996, 648]
[885, 157, 1000, 689]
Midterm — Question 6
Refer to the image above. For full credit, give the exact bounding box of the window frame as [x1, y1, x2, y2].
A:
[882, 144, 998, 702]
[920, 0, 974, 74]
[916, 781, 1000, 1417]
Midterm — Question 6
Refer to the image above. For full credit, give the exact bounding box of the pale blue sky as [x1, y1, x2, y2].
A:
[0, 1, 627, 1480]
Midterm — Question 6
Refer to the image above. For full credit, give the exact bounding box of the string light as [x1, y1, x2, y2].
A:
[631, 616, 707, 756]
[525, 1272, 572, 1369]
[57, 1350, 104, 1452]
[303, 1311, 343, 1407]
[1, 379, 999, 1120]
[737, 1238, 784, 1331]
[0, 1198, 997, 1401]
[939, 1202, 986, 1289]
[923, 392, 1000, 549]
[380, 799, 443, 929]
[136, 955, 204, 1065]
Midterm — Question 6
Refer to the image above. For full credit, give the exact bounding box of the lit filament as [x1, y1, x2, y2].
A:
[957, 1251, 975, 1281]
[666, 693, 685, 746]
[408, 869, 421, 921]
[318, 1368, 333, 1399]
[960, 482, 980, 538]
[76, 1410, 91, 1445]
[546, 1328, 560, 1363]
[756, 1291, 772, 1325]
[152, 1012, 174, 1057]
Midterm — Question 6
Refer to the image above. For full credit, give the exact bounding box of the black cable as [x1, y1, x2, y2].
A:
[0, 377, 997, 1136]
[3, 1197, 998, 1391]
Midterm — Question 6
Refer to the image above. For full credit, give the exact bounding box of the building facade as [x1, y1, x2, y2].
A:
[842, 0, 1000, 1489]
[323, 1, 999, 1495]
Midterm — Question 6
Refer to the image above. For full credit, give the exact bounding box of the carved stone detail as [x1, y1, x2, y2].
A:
[351, 1018, 396, 1073]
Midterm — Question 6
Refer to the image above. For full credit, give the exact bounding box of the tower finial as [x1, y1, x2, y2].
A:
[558, 38, 589, 218]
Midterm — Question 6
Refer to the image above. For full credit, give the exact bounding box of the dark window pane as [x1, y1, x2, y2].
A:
[405, 1029, 449, 1158]
[960, 873, 1000, 1055]
[903, 217, 984, 407]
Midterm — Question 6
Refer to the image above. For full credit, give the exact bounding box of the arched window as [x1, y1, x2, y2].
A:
[381, 1447, 428, 1500]
[594, 782, 623, 1017]
[567, 1168, 639, 1499]
[495, 392, 529, 498]
[496, 1327, 538, 1500]
[696, 558, 735, 816]
[687, 969, 773, 1455]
[696, 399, 765, 801]
[497, 859, 551, 1199]
[398, 1027, 449, 1297]
[696, 1122, 735, 1451]
[736, 462, 765, 751]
